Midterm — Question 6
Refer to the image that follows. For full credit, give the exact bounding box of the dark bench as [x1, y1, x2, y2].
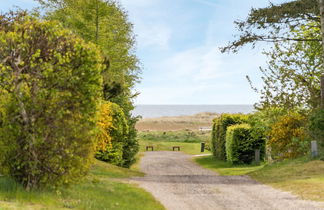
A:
[146, 146, 154, 151]
[172, 146, 180, 151]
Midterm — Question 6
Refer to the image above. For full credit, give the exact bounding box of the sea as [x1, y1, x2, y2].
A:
[133, 105, 255, 118]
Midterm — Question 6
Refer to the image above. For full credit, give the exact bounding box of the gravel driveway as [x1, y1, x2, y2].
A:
[131, 151, 324, 210]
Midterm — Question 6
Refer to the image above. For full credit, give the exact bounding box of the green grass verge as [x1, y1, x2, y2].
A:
[139, 140, 211, 155]
[249, 157, 324, 202]
[0, 160, 164, 210]
[194, 156, 264, 175]
[195, 155, 324, 202]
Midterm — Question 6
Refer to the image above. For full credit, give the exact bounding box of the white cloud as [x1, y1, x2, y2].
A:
[120, 0, 172, 50]
[136, 23, 171, 50]
[191, 0, 219, 7]
[162, 46, 228, 81]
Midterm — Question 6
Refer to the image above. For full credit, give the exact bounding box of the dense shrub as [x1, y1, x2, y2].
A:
[211, 114, 248, 160]
[95, 102, 129, 167]
[226, 124, 263, 164]
[308, 109, 324, 150]
[247, 113, 269, 161]
[268, 112, 309, 160]
[0, 13, 103, 190]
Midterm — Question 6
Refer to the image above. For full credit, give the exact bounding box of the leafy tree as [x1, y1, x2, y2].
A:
[38, 0, 141, 167]
[222, 0, 324, 110]
[221, 0, 319, 53]
[0, 12, 103, 190]
[38, 0, 140, 112]
[247, 24, 322, 109]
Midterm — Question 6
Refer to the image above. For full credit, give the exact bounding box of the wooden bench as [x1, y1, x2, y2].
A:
[172, 146, 180, 151]
[146, 146, 154, 151]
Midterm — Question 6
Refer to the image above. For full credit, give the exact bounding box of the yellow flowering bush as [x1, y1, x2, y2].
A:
[95, 101, 129, 166]
[268, 112, 309, 160]
[96, 103, 114, 152]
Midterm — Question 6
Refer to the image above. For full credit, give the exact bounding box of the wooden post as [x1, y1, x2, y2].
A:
[255, 149, 260, 164]
[201, 142, 205, 152]
[311, 141, 318, 158]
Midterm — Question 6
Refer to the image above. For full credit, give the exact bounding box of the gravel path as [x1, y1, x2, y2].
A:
[131, 151, 324, 210]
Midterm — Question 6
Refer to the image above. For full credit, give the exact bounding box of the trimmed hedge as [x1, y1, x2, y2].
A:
[226, 124, 261, 164]
[211, 114, 248, 160]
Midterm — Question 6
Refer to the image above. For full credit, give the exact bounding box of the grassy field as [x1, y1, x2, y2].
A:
[139, 140, 211, 155]
[195, 156, 324, 201]
[0, 160, 164, 210]
[138, 130, 211, 143]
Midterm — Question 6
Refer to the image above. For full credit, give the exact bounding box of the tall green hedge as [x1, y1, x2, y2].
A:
[211, 114, 248, 160]
[226, 124, 251, 164]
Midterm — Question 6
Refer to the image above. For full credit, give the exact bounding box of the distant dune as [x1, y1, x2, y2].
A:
[135, 112, 218, 131]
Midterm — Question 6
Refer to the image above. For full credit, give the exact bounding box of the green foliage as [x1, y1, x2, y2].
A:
[40, 0, 141, 167]
[122, 116, 140, 168]
[211, 114, 248, 160]
[268, 112, 309, 160]
[308, 109, 324, 149]
[247, 23, 322, 110]
[222, 0, 322, 110]
[221, 0, 319, 53]
[226, 124, 263, 164]
[95, 102, 129, 167]
[0, 12, 103, 190]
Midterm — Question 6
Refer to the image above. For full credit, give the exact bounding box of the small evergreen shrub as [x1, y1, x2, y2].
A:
[226, 124, 261, 164]
[211, 114, 248, 160]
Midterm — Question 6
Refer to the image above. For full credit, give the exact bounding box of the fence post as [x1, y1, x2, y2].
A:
[201, 142, 205, 152]
[255, 149, 260, 165]
[311, 140, 318, 158]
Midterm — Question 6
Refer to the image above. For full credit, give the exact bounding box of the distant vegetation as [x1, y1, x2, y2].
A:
[136, 112, 217, 131]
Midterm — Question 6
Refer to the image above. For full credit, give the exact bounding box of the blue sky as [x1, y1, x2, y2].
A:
[1, 0, 286, 105]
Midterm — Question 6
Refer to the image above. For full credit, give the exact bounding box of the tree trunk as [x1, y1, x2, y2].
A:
[321, 75, 324, 108]
[319, 0, 324, 108]
[95, 0, 99, 44]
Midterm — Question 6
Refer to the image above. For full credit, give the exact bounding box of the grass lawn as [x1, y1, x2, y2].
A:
[139, 139, 211, 155]
[195, 155, 324, 202]
[249, 157, 324, 202]
[0, 160, 164, 210]
[138, 130, 211, 143]
[194, 155, 264, 175]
